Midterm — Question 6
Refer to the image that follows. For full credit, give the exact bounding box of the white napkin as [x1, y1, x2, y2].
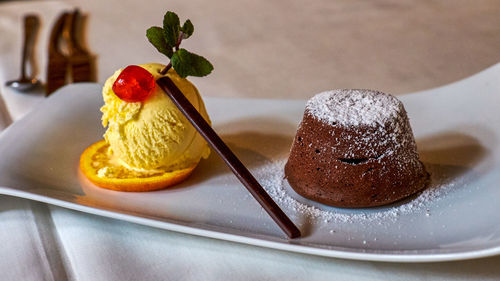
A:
[0, 1, 74, 279]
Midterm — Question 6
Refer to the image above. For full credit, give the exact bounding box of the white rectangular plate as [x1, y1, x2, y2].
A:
[0, 64, 499, 262]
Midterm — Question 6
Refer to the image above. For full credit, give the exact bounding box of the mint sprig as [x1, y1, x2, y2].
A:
[146, 11, 213, 78]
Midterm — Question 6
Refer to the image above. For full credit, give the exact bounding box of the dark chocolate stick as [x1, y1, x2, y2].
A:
[157, 77, 301, 239]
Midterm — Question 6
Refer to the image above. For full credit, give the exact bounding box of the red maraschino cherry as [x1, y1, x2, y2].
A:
[112, 65, 155, 102]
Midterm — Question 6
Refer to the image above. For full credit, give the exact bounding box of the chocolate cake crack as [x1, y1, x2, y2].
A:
[337, 154, 382, 165]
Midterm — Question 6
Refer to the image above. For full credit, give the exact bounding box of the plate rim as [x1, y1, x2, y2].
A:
[1, 63, 500, 263]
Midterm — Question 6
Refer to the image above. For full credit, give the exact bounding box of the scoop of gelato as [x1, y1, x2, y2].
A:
[101, 63, 210, 171]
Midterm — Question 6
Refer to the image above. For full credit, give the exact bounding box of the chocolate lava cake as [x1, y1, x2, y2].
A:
[284, 89, 429, 208]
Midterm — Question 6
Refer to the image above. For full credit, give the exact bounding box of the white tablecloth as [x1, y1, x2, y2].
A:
[1, 1, 500, 280]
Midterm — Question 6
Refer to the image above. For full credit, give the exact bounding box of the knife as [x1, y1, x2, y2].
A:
[68, 9, 94, 83]
[46, 10, 95, 96]
[46, 12, 70, 96]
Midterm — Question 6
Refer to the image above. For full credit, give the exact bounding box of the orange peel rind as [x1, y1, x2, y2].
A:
[80, 140, 197, 192]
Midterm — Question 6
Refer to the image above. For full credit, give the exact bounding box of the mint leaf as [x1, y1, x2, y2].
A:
[163, 11, 180, 46]
[146, 27, 173, 58]
[171, 48, 213, 78]
[181, 19, 194, 39]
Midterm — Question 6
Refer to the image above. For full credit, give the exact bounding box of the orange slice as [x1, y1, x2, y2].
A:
[80, 140, 197, 192]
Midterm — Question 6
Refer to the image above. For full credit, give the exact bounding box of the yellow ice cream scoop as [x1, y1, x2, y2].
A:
[101, 63, 211, 171]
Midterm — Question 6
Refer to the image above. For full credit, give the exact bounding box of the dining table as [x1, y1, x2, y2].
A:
[1, 0, 500, 280]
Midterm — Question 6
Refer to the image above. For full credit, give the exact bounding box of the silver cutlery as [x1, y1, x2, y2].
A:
[5, 14, 41, 92]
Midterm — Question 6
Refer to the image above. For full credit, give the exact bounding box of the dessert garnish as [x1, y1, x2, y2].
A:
[111, 11, 213, 103]
[80, 140, 197, 192]
[146, 11, 213, 78]
[157, 77, 301, 239]
[80, 11, 300, 238]
[112, 65, 155, 102]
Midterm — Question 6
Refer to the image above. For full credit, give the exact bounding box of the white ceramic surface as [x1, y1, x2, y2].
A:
[0, 64, 499, 263]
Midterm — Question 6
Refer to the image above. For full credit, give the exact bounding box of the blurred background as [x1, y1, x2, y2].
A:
[1, 0, 500, 100]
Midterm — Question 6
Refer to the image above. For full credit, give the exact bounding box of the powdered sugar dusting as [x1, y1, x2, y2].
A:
[255, 159, 457, 224]
[306, 89, 403, 127]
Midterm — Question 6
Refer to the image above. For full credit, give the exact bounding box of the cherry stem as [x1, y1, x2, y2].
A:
[160, 31, 184, 75]
[160, 63, 171, 75]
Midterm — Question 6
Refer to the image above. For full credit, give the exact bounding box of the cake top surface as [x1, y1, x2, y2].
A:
[306, 89, 403, 126]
